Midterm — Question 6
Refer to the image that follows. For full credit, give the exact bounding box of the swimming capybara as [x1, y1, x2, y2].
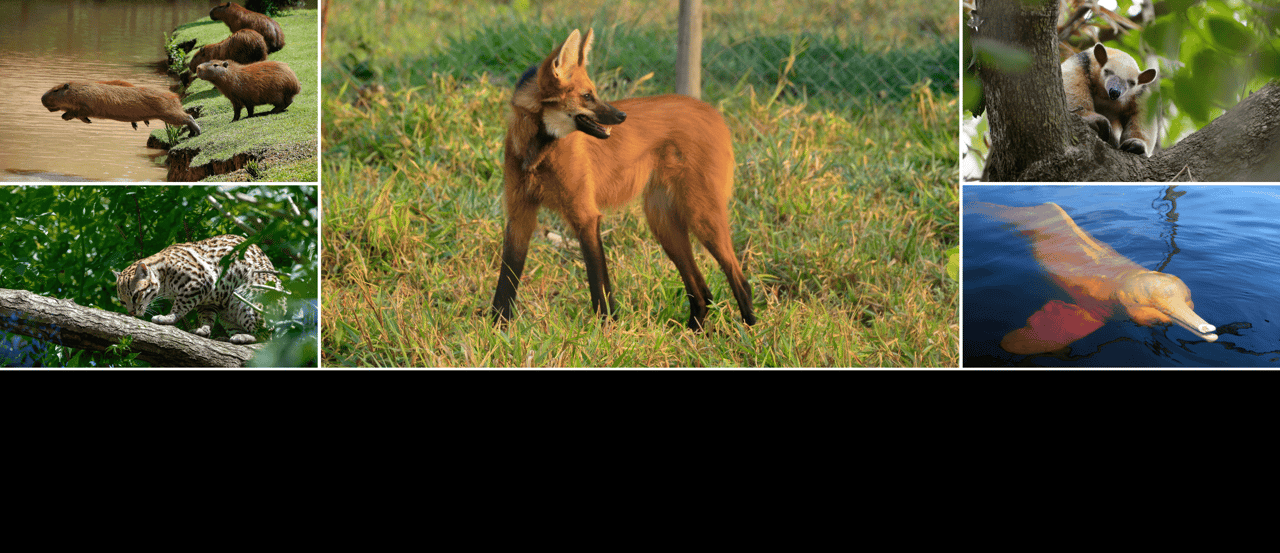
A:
[210, 3, 284, 53]
[187, 29, 269, 75]
[195, 60, 300, 121]
[41, 81, 201, 137]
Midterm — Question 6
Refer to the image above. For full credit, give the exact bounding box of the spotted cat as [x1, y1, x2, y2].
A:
[114, 234, 281, 344]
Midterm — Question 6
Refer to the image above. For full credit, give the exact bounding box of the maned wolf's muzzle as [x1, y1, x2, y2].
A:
[576, 102, 627, 139]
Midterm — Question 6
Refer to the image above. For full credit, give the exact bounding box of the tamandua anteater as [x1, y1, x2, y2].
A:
[1061, 43, 1158, 156]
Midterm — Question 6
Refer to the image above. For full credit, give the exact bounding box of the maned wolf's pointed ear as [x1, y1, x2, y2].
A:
[581, 28, 594, 67]
[553, 29, 582, 81]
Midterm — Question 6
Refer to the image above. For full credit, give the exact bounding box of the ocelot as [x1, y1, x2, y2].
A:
[114, 234, 282, 344]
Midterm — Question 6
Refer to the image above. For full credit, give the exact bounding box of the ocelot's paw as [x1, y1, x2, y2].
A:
[151, 314, 178, 325]
[229, 333, 257, 345]
[193, 325, 212, 337]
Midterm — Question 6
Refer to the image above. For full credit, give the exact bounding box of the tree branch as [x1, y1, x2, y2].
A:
[974, 0, 1280, 181]
[1147, 82, 1280, 181]
[0, 288, 260, 367]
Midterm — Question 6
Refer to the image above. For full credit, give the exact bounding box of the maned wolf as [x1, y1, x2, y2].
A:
[491, 28, 756, 331]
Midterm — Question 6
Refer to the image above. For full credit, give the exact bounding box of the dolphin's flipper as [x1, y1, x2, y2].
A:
[1001, 300, 1107, 355]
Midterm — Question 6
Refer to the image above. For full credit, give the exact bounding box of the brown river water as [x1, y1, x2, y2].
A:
[0, 0, 220, 182]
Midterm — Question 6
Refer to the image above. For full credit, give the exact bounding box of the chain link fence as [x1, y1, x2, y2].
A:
[338, 0, 958, 111]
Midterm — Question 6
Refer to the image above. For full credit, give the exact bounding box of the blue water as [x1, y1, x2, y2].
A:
[964, 185, 1280, 368]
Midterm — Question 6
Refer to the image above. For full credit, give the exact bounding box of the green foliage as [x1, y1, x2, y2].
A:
[163, 32, 189, 77]
[103, 335, 142, 366]
[0, 186, 319, 368]
[259, 1, 289, 18]
[324, 0, 957, 112]
[164, 124, 182, 147]
[375, 24, 956, 108]
[1138, 1, 1279, 142]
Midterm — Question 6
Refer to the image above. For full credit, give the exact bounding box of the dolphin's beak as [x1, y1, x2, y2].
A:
[1164, 302, 1217, 342]
[1121, 271, 1218, 343]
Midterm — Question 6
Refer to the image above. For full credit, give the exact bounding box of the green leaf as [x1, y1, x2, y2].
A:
[1257, 40, 1280, 79]
[972, 38, 1032, 73]
[1142, 19, 1184, 61]
[1205, 15, 1257, 55]
[1164, 0, 1203, 12]
[963, 74, 983, 114]
[1190, 48, 1247, 109]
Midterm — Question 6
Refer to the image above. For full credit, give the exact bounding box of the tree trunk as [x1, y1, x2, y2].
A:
[975, 0, 1069, 181]
[973, 0, 1280, 181]
[0, 288, 259, 367]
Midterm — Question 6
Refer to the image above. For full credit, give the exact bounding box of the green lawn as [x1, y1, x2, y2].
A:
[321, 0, 959, 367]
[159, 8, 318, 182]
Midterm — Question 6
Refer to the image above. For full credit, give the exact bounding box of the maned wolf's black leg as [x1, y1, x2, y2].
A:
[491, 201, 538, 323]
[701, 237, 756, 327]
[662, 234, 713, 331]
[575, 214, 619, 321]
[679, 192, 757, 329]
[696, 213, 756, 327]
[643, 188, 713, 330]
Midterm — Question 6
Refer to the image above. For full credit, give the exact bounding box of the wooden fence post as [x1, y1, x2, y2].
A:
[676, 0, 702, 99]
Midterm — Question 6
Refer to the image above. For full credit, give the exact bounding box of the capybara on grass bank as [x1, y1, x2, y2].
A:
[210, 2, 284, 53]
[41, 81, 201, 137]
[196, 60, 300, 121]
[188, 29, 269, 75]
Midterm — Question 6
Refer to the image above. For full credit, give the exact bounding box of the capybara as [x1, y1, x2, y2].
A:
[93, 81, 150, 129]
[187, 29, 269, 75]
[195, 60, 300, 121]
[210, 3, 284, 53]
[41, 81, 201, 137]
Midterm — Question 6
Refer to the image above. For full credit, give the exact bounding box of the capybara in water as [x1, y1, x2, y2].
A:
[188, 29, 269, 75]
[196, 60, 300, 121]
[41, 81, 201, 137]
[210, 3, 284, 53]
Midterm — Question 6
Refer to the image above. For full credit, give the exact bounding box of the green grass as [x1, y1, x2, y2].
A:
[159, 9, 318, 181]
[322, 0, 959, 367]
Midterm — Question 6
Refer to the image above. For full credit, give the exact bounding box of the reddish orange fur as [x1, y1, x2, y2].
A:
[491, 29, 755, 330]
